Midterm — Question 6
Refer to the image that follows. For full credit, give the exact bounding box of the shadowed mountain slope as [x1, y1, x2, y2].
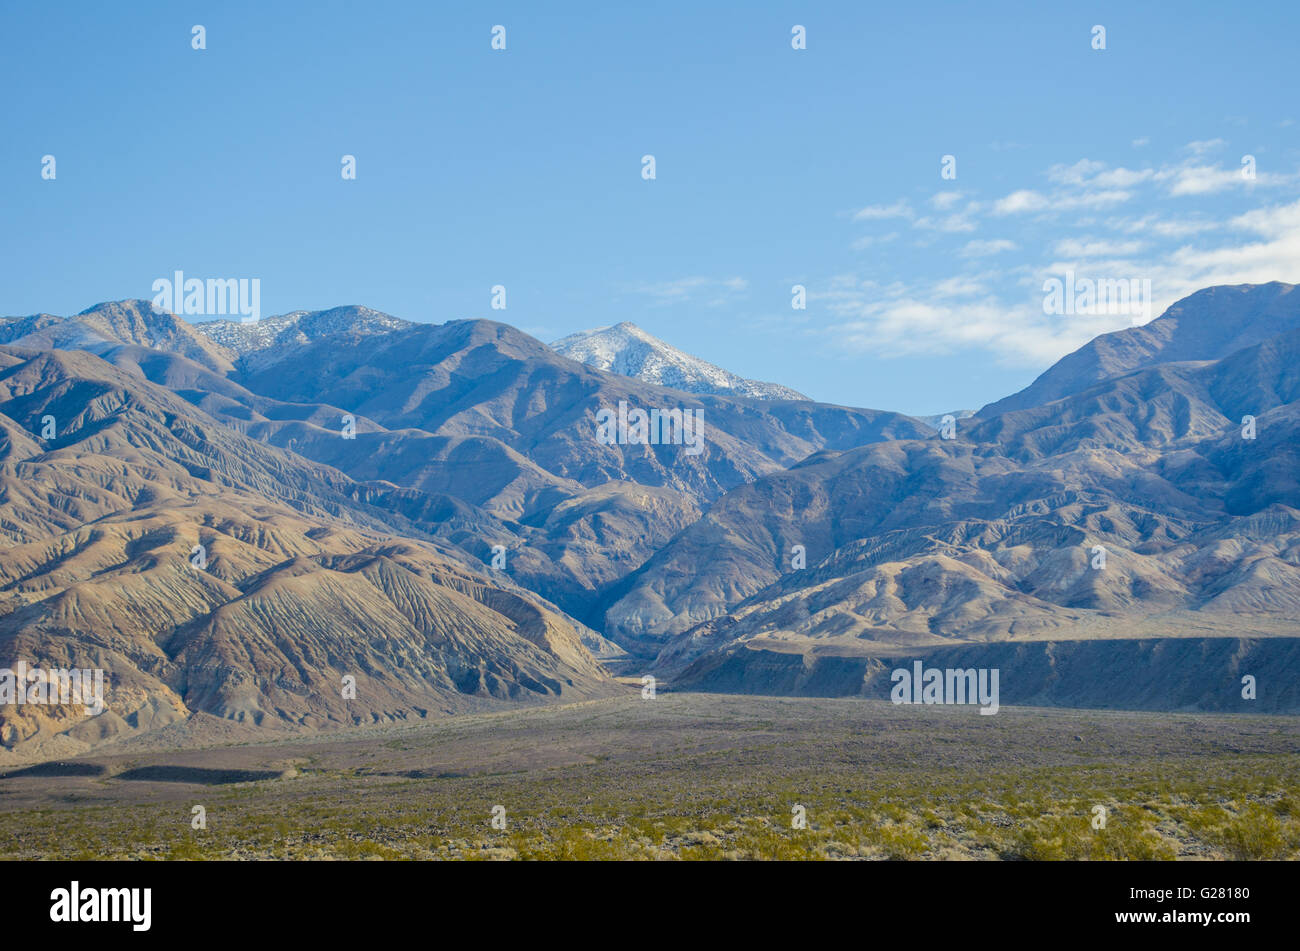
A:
[0, 345, 615, 757]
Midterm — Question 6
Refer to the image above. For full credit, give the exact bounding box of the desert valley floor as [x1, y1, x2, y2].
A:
[2, 691, 1297, 861]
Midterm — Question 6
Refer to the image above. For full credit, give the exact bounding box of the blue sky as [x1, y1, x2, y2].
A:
[3, 1, 1298, 414]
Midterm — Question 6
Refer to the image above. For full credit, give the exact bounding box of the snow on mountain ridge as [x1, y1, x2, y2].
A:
[550, 321, 809, 401]
[194, 305, 412, 356]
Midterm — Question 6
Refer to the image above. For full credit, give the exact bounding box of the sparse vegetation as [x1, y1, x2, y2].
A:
[1, 695, 1297, 861]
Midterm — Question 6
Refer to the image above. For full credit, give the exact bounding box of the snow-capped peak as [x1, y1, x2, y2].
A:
[550, 322, 809, 401]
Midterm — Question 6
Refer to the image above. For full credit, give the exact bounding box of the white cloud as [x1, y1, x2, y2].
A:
[827, 144, 1300, 366]
[853, 199, 914, 221]
[1093, 167, 1153, 188]
[1048, 159, 1106, 185]
[1066, 190, 1133, 208]
[851, 232, 899, 250]
[1151, 219, 1216, 237]
[1054, 238, 1146, 258]
[1164, 163, 1254, 196]
[1233, 199, 1300, 236]
[1120, 215, 1218, 238]
[825, 292, 1113, 364]
[1119, 198, 1300, 316]
[961, 238, 1017, 257]
[913, 213, 977, 233]
[993, 190, 1049, 215]
[824, 196, 1300, 365]
[993, 188, 1130, 215]
[932, 277, 988, 298]
[630, 276, 748, 306]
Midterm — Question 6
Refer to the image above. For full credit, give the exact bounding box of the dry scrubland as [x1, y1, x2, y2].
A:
[1, 693, 1297, 860]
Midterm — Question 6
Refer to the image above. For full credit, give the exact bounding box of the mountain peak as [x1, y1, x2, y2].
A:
[550, 322, 809, 401]
[0, 299, 235, 373]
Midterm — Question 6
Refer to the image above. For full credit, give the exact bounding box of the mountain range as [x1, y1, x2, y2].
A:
[2, 282, 1298, 756]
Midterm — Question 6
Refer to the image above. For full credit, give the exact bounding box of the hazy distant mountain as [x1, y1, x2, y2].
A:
[551, 321, 809, 401]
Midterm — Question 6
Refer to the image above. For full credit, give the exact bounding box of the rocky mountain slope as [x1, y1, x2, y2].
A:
[65, 313, 927, 625]
[637, 285, 1300, 693]
[0, 345, 614, 758]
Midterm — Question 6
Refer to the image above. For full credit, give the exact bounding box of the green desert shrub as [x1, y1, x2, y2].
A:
[1208, 804, 1297, 860]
